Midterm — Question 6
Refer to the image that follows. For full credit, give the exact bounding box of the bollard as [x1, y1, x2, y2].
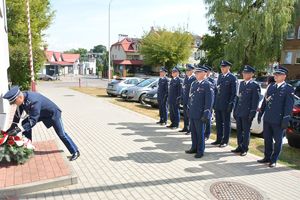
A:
[79, 78, 81, 88]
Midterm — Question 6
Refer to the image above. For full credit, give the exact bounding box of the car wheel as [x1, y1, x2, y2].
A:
[287, 134, 300, 148]
[139, 93, 146, 105]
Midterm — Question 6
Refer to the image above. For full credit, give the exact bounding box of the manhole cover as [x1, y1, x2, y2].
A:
[210, 181, 264, 200]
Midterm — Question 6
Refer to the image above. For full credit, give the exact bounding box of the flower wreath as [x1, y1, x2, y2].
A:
[0, 130, 35, 164]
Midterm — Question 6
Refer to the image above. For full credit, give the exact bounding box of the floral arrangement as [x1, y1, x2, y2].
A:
[0, 130, 35, 164]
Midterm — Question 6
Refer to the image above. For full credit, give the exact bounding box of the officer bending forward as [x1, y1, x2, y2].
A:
[3, 86, 80, 161]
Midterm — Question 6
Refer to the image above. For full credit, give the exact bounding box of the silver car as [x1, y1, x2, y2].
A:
[106, 77, 144, 96]
[121, 78, 159, 104]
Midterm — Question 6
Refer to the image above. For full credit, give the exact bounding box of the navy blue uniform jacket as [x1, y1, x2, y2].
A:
[13, 92, 62, 131]
[157, 77, 169, 101]
[168, 77, 182, 104]
[260, 83, 294, 125]
[234, 80, 260, 118]
[182, 75, 196, 105]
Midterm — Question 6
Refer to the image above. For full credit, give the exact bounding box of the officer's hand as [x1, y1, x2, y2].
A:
[7, 126, 22, 136]
[248, 111, 256, 122]
[281, 118, 289, 129]
[257, 113, 262, 124]
[6, 123, 18, 133]
[281, 122, 289, 129]
[201, 116, 208, 124]
[227, 104, 233, 113]
[233, 113, 237, 120]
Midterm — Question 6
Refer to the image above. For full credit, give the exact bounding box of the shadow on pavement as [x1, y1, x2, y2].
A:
[19, 121, 292, 198]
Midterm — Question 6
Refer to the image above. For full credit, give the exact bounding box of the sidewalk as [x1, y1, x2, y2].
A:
[12, 83, 300, 199]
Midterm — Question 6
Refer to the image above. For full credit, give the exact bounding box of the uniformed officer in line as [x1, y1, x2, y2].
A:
[203, 64, 216, 141]
[212, 60, 238, 147]
[167, 66, 183, 129]
[156, 67, 169, 125]
[179, 64, 196, 134]
[3, 86, 80, 161]
[185, 65, 214, 158]
[257, 66, 294, 167]
[232, 65, 260, 156]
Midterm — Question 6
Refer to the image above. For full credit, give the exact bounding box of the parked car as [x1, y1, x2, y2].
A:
[121, 78, 158, 104]
[287, 79, 300, 97]
[37, 73, 58, 81]
[106, 77, 144, 97]
[286, 95, 300, 148]
[255, 76, 274, 88]
[143, 88, 158, 108]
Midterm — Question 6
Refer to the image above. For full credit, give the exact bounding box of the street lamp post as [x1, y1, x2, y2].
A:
[108, 0, 113, 81]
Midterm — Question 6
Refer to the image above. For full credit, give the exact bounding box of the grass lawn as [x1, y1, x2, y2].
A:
[72, 86, 300, 170]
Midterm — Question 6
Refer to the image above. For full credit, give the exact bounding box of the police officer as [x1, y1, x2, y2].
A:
[185, 65, 214, 158]
[157, 67, 169, 125]
[167, 66, 182, 129]
[212, 60, 237, 147]
[3, 86, 80, 161]
[232, 65, 260, 156]
[203, 64, 216, 141]
[257, 66, 294, 167]
[179, 64, 196, 134]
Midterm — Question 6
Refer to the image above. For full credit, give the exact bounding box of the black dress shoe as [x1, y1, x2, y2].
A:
[171, 126, 178, 130]
[240, 151, 247, 156]
[160, 122, 167, 125]
[194, 154, 203, 158]
[179, 129, 188, 132]
[231, 148, 242, 153]
[70, 151, 80, 161]
[257, 158, 270, 163]
[166, 125, 174, 128]
[211, 141, 221, 145]
[269, 162, 276, 168]
[219, 143, 227, 148]
[185, 149, 197, 154]
[156, 121, 162, 124]
[185, 132, 191, 135]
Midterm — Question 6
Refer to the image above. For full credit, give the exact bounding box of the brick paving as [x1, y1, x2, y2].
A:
[1, 82, 299, 200]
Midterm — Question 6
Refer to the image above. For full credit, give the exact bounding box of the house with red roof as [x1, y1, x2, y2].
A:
[110, 36, 145, 77]
[42, 48, 80, 76]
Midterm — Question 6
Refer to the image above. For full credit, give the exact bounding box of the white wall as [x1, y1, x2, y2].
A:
[0, 0, 10, 130]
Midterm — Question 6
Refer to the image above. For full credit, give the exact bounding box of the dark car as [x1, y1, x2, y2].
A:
[286, 95, 300, 148]
[255, 76, 274, 88]
[287, 79, 300, 97]
[143, 88, 158, 108]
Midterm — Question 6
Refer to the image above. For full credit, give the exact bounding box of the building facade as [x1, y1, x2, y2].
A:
[42, 49, 80, 76]
[0, 0, 10, 130]
[110, 36, 144, 77]
[281, 19, 300, 79]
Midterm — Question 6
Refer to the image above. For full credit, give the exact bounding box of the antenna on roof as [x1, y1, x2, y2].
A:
[118, 34, 128, 41]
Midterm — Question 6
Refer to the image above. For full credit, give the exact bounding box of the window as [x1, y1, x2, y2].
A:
[284, 51, 293, 64]
[298, 26, 300, 39]
[287, 26, 295, 39]
[296, 52, 300, 64]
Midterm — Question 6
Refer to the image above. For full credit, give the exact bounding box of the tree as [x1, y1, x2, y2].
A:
[6, 0, 54, 89]
[204, 0, 296, 71]
[90, 45, 108, 75]
[140, 27, 194, 71]
[199, 25, 226, 70]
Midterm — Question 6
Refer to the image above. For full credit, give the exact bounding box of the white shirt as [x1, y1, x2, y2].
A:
[222, 72, 229, 77]
[275, 81, 285, 88]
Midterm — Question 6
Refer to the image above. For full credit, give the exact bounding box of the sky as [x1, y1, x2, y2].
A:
[45, 0, 209, 52]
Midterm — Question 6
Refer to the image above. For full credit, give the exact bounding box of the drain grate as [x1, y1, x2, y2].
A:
[210, 181, 264, 200]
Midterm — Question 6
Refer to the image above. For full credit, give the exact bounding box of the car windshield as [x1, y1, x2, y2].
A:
[136, 78, 156, 87]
